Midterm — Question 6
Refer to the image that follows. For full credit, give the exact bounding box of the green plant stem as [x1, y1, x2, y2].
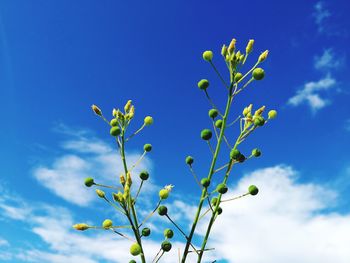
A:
[181, 86, 233, 262]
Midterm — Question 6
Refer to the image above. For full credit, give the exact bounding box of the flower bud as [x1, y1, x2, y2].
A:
[158, 205, 168, 216]
[268, 110, 277, 119]
[230, 148, 241, 160]
[110, 118, 118, 126]
[144, 116, 153, 126]
[120, 174, 126, 186]
[246, 39, 254, 54]
[228, 38, 236, 53]
[143, 143, 152, 152]
[253, 116, 265, 126]
[252, 148, 261, 157]
[142, 227, 151, 237]
[159, 189, 169, 200]
[96, 189, 105, 198]
[243, 104, 253, 116]
[200, 129, 212, 140]
[139, 171, 149, 181]
[73, 223, 90, 231]
[201, 178, 210, 188]
[129, 105, 135, 119]
[197, 79, 209, 90]
[252, 68, 265, 80]
[248, 185, 259, 195]
[164, 228, 174, 239]
[124, 100, 132, 113]
[234, 72, 243, 83]
[102, 219, 113, 229]
[211, 197, 218, 206]
[185, 156, 194, 166]
[254, 106, 266, 116]
[161, 240, 172, 252]
[217, 207, 223, 215]
[215, 119, 223, 129]
[91, 104, 102, 116]
[130, 243, 141, 256]
[202, 50, 213, 62]
[221, 45, 228, 57]
[129, 260, 136, 263]
[216, 183, 228, 194]
[258, 50, 269, 62]
[239, 54, 245, 62]
[113, 192, 124, 203]
[237, 153, 246, 163]
[208, 109, 218, 119]
[84, 177, 95, 187]
[110, 126, 121, 137]
[112, 108, 118, 117]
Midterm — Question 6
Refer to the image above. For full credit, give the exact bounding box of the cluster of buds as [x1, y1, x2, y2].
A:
[242, 104, 277, 130]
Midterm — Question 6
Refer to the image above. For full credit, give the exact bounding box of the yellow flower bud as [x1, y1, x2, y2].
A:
[112, 108, 118, 117]
[102, 219, 113, 229]
[126, 172, 132, 187]
[258, 50, 269, 63]
[221, 45, 228, 57]
[73, 223, 90, 231]
[124, 100, 132, 113]
[268, 110, 277, 119]
[96, 189, 105, 198]
[144, 116, 153, 126]
[246, 39, 254, 54]
[120, 174, 126, 186]
[254, 106, 265, 116]
[228, 38, 236, 53]
[129, 105, 135, 119]
[91, 105, 102, 116]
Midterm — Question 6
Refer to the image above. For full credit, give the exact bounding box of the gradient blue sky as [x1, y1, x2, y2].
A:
[0, 1, 350, 262]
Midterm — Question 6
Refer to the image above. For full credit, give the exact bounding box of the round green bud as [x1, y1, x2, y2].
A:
[164, 228, 174, 239]
[252, 148, 261, 157]
[143, 143, 152, 152]
[252, 68, 265, 80]
[215, 119, 223, 129]
[211, 197, 218, 206]
[144, 116, 153, 126]
[254, 116, 265, 126]
[202, 50, 213, 62]
[142, 227, 151, 237]
[185, 156, 194, 166]
[208, 109, 218, 119]
[130, 243, 141, 256]
[200, 129, 212, 140]
[161, 240, 172, 252]
[198, 79, 209, 90]
[159, 189, 169, 200]
[129, 260, 136, 263]
[248, 185, 259, 195]
[84, 177, 95, 187]
[234, 72, 243, 82]
[216, 183, 228, 194]
[110, 118, 118, 126]
[110, 126, 121, 137]
[230, 149, 241, 160]
[217, 207, 223, 215]
[139, 171, 149, 181]
[158, 205, 168, 216]
[102, 219, 113, 229]
[200, 178, 210, 188]
[268, 110, 277, 119]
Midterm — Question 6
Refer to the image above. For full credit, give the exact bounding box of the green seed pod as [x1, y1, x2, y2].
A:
[268, 110, 277, 119]
[254, 116, 265, 126]
[143, 143, 152, 152]
[130, 243, 141, 256]
[159, 189, 169, 200]
[142, 227, 151, 237]
[185, 156, 194, 166]
[139, 171, 149, 181]
[158, 205, 168, 216]
[73, 223, 90, 231]
[208, 109, 219, 119]
[248, 185, 259, 195]
[230, 149, 241, 160]
[84, 177, 95, 187]
[234, 72, 243, 82]
[200, 129, 212, 140]
[216, 183, 228, 194]
[252, 148, 261, 157]
[164, 228, 174, 239]
[215, 119, 223, 129]
[202, 50, 213, 62]
[96, 189, 105, 198]
[102, 219, 113, 229]
[211, 197, 218, 206]
[201, 178, 210, 188]
[110, 126, 121, 137]
[252, 68, 265, 80]
[217, 207, 223, 215]
[198, 79, 209, 90]
[144, 116, 153, 126]
[110, 118, 118, 126]
[161, 240, 172, 252]
[129, 260, 136, 263]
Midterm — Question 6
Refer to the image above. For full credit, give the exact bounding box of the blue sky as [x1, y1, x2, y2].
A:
[0, 0, 350, 262]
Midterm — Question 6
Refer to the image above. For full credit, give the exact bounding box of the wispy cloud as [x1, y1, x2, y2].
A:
[0, 237, 9, 247]
[314, 49, 344, 70]
[287, 75, 336, 112]
[313, 1, 331, 34]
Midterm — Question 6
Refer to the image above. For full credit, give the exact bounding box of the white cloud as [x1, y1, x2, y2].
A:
[0, 237, 9, 247]
[33, 132, 153, 206]
[314, 49, 344, 70]
[287, 75, 336, 112]
[313, 1, 331, 33]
